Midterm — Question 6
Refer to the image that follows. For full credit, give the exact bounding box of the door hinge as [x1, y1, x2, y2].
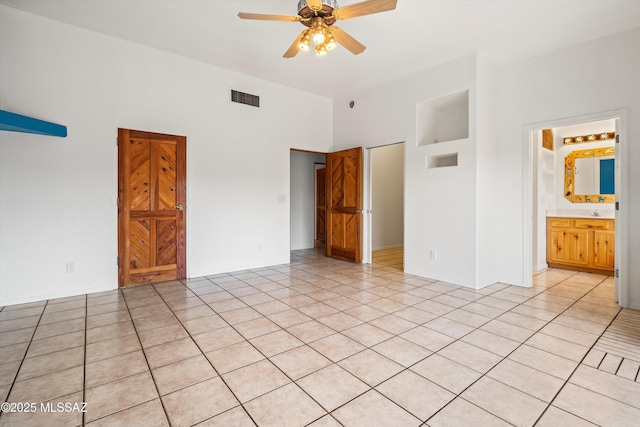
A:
[117, 256, 120, 266]
[615, 134, 619, 143]
[616, 201, 619, 210]
[615, 269, 619, 278]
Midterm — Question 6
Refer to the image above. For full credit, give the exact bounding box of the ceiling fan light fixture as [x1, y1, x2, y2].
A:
[315, 43, 327, 56]
[325, 32, 336, 50]
[298, 31, 311, 51]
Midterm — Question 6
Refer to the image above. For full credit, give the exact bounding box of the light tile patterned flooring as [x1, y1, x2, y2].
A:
[1, 247, 639, 426]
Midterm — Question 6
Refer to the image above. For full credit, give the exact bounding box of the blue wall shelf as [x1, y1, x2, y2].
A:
[0, 110, 67, 137]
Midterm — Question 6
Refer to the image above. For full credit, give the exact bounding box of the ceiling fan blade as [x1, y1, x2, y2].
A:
[238, 12, 300, 22]
[284, 31, 307, 58]
[330, 27, 366, 55]
[333, 0, 397, 20]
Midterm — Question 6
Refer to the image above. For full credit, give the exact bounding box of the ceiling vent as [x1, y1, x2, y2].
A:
[231, 90, 260, 108]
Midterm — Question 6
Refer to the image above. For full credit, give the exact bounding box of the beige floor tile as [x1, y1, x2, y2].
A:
[181, 314, 228, 335]
[84, 371, 158, 423]
[229, 317, 276, 339]
[424, 317, 474, 339]
[372, 336, 432, 367]
[332, 390, 420, 427]
[86, 322, 135, 344]
[413, 300, 456, 316]
[9, 365, 83, 403]
[342, 323, 394, 347]
[205, 341, 265, 374]
[540, 322, 600, 347]
[144, 337, 201, 369]
[377, 370, 455, 420]
[192, 326, 244, 353]
[26, 331, 84, 358]
[462, 376, 547, 427]
[196, 406, 255, 426]
[443, 309, 492, 328]
[270, 345, 331, 380]
[309, 333, 366, 362]
[298, 364, 369, 411]
[85, 350, 148, 388]
[87, 310, 131, 329]
[581, 349, 606, 368]
[85, 399, 169, 427]
[411, 354, 482, 394]
[460, 302, 506, 319]
[286, 320, 336, 343]
[152, 354, 217, 395]
[131, 312, 180, 332]
[393, 306, 438, 324]
[129, 303, 173, 320]
[85, 334, 141, 364]
[569, 364, 640, 409]
[400, 326, 455, 352]
[339, 349, 403, 386]
[427, 397, 512, 427]
[461, 329, 520, 357]
[525, 332, 590, 362]
[369, 314, 417, 334]
[174, 304, 217, 321]
[599, 353, 623, 373]
[344, 305, 387, 322]
[267, 309, 312, 328]
[0, 316, 40, 333]
[553, 383, 640, 427]
[437, 341, 502, 374]
[33, 318, 85, 340]
[218, 307, 264, 324]
[298, 302, 339, 318]
[15, 346, 84, 382]
[0, 328, 35, 348]
[496, 311, 547, 331]
[553, 314, 608, 335]
[316, 312, 363, 331]
[0, 361, 20, 387]
[617, 358, 640, 381]
[536, 406, 598, 427]
[244, 383, 326, 427]
[161, 377, 239, 427]
[307, 415, 343, 427]
[138, 323, 188, 348]
[222, 359, 290, 403]
[508, 345, 578, 380]
[487, 358, 564, 402]
[249, 330, 303, 357]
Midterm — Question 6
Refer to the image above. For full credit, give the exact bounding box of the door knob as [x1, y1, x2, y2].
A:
[174, 205, 184, 211]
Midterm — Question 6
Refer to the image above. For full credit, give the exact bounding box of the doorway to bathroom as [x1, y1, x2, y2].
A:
[524, 110, 628, 307]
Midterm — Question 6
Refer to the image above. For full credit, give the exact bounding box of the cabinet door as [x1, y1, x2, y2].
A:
[593, 230, 615, 269]
[548, 229, 590, 266]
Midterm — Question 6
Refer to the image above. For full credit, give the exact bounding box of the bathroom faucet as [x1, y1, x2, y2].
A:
[592, 209, 600, 217]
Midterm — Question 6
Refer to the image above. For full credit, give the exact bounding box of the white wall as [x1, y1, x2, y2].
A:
[334, 55, 486, 288]
[0, 7, 332, 305]
[495, 28, 640, 308]
[290, 151, 325, 250]
[371, 143, 404, 250]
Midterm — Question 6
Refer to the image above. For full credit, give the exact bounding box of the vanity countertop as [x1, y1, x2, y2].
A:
[546, 210, 614, 219]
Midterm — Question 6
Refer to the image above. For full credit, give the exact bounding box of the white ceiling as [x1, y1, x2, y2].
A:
[3, 0, 640, 98]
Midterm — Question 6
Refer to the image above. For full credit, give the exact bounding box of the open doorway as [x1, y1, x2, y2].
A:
[524, 110, 628, 307]
[366, 142, 405, 269]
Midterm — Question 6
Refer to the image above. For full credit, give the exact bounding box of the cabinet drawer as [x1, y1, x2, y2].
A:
[549, 218, 570, 228]
[574, 219, 611, 230]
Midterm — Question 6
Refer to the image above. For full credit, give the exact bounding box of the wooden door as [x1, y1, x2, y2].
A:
[118, 129, 186, 286]
[326, 147, 363, 263]
[315, 167, 326, 247]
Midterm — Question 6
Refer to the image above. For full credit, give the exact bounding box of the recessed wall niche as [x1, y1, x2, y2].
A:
[426, 153, 458, 169]
[417, 89, 469, 146]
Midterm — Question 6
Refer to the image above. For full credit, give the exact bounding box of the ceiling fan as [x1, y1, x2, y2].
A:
[238, 0, 397, 58]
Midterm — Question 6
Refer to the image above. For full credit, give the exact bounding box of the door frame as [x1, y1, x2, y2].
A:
[522, 109, 628, 307]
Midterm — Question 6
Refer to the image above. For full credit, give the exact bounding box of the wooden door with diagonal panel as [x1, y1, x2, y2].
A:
[326, 147, 363, 263]
[118, 129, 186, 286]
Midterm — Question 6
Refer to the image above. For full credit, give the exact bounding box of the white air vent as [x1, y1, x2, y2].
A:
[231, 90, 260, 107]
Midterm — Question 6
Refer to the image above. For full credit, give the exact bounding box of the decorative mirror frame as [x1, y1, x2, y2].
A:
[564, 146, 615, 203]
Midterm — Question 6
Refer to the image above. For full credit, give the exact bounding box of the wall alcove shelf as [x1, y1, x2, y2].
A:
[0, 110, 67, 137]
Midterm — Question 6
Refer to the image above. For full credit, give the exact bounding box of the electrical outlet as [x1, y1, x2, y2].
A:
[66, 261, 75, 273]
[430, 250, 438, 260]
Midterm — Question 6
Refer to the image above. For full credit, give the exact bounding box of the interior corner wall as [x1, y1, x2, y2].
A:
[290, 151, 326, 250]
[494, 27, 640, 307]
[0, 6, 332, 305]
[333, 55, 480, 288]
[371, 143, 404, 250]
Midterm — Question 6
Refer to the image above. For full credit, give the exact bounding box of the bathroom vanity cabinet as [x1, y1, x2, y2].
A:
[546, 217, 614, 275]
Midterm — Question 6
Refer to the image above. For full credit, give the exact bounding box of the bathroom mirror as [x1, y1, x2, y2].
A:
[564, 146, 615, 203]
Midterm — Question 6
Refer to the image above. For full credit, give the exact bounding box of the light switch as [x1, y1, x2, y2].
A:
[277, 195, 287, 203]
